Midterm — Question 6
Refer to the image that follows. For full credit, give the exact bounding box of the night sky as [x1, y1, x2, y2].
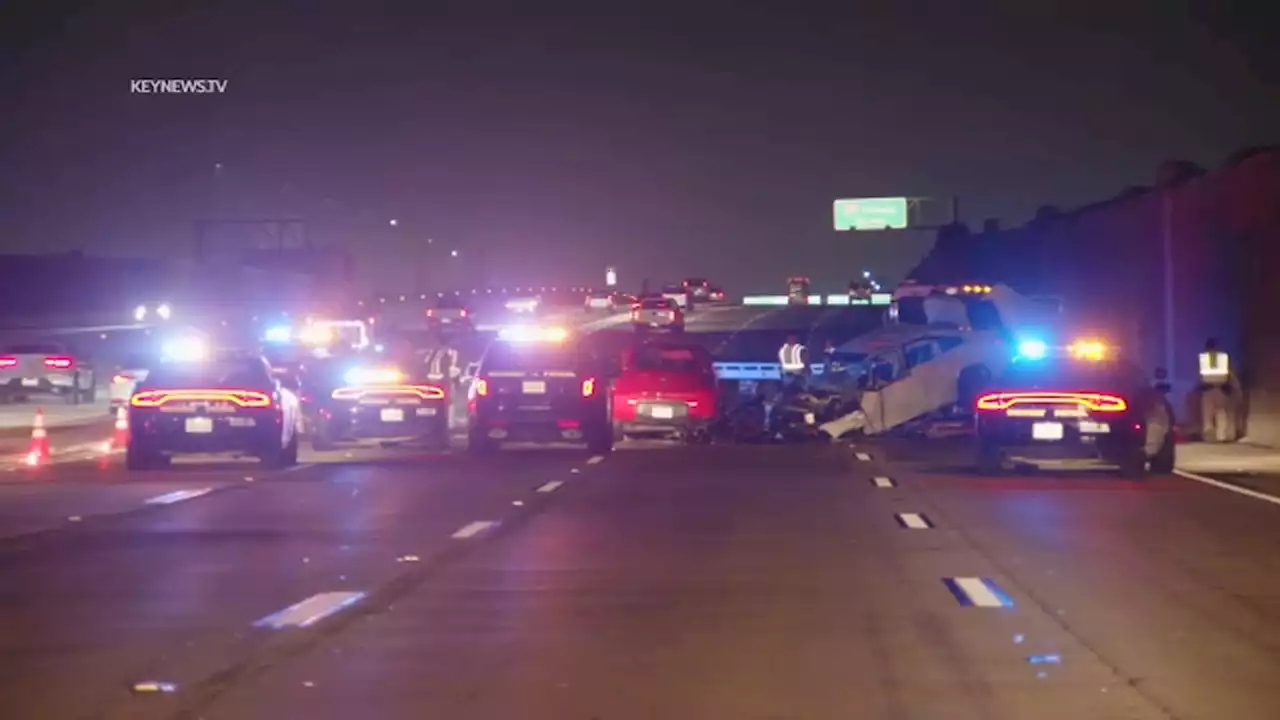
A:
[2, 2, 1277, 294]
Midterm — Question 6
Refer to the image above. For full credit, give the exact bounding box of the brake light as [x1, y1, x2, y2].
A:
[331, 384, 445, 401]
[632, 303, 641, 310]
[44, 356, 73, 369]
[0, 357, 15, 368]
[112, 374, 133, 384]
[426, 309, 436, 316]
[582, 378, 596, 397]
[475, 378, 489, 397]
[130, 389, 274, 408]
[976, 392, 1128, 413]
[460, 309, 468, 317]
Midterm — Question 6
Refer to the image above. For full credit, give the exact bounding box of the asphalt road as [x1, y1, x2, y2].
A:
[5, 304, 1280, 719]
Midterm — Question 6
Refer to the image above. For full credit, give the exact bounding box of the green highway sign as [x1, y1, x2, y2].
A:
[833, 197, 909, 231]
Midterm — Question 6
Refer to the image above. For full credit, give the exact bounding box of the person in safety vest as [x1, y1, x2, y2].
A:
[1197, 337, 1237, 443]
[428, 344, 463, 388]
[779, 334, 808, 379]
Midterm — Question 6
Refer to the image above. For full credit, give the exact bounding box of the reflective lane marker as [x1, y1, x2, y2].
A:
[144, 488, 214, 505]
[1174, 469, 1280, 507]
[587, 455, 605, 465]
[943, 577, 1015, 608]
[253, 591, 367, 629]
[871, 476, 896, 488]
[452, 520, 498, 539]
[536, 481, 564, 493]
[855, 452, 872, 461]
[895, 512, 933, 529]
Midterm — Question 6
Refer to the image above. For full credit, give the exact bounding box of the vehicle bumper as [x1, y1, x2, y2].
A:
[977, 417, 1141, 463]
[1, 376, 80, 395]
[472, 415, 598, 444]
[130, 419, 279, 454]
[316, 402, 448, 441]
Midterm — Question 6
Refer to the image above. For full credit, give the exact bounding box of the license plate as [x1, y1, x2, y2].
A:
[522, 381, 546, 394]
[1079, 420, 1110, 433]
[380, 408, 405, 422]
[1032, 422, 1064, 440]
[415, 407, 437, 416]
[185, 417, 214, 434]
[650, 405, 674, 419]
[21, 378, 39, 387]
[227, 417, 256, 427]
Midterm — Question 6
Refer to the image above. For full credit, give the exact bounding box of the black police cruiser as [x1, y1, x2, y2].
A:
[974, 338, 1175, 478]
[467, 326, 612, 455]
[127, 353, 301, 470]
[304, 351, 452, 451]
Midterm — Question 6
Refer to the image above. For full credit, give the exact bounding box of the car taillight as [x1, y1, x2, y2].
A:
[474, 378, 489, 397]
[426, 309, 436, 316]
[460, 309, 468, 317]
[976, 391, 1128, 413]
[582, 378, 596, 397]
[0, 357, 15, 368]
[112, 374, 132, 384]
[130, 389, 274, 408]
[44, 356, 73, 369]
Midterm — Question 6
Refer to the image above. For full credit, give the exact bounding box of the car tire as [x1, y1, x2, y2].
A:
[261, 432, 297, 468]
[1148, 428, 1176, 473]
[612, 421, 626, 443]
[671, 323, 685, 332]
[126, 443, 162, 471]
[587, 424, 614, 454]
[976, 441, 1004, 475]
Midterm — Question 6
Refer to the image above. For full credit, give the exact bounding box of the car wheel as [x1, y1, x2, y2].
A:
[976, 440, 1004, 475]
[587, 424, 614, 454]
[1116, 446, 1147, 479]
[260, 433, 294, 468]
[468, 428, 498, 456]
[612, 421, 626, 443]
[282, 431, 300, 466]
[126, 443, 162, 471]
[1148, 428, 1176, 473]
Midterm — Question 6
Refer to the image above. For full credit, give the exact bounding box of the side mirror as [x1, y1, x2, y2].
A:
[1154, 381, 1172, 393]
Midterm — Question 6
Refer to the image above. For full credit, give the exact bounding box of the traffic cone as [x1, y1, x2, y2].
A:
[27, 408, 50, 465]
[109, 405, 129, 450]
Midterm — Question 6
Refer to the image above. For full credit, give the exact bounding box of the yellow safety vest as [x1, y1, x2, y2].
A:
[779, 343, 806, 371]
[1198, 351, 1229, 383]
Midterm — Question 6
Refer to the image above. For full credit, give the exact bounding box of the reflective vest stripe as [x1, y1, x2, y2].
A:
[1198, 351, 1229, 380]
[779, 343, 806, 370]
[430, 348, 458, 377]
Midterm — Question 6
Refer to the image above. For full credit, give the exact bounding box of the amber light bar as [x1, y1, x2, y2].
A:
[976, 391, 1127, 412]
[331, 384, 445, 401]
[131, 389, 273, 408]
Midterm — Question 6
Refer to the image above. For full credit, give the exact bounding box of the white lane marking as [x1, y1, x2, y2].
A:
[452, 520, 498, 538]
[587, 455, 605, 465]
[253, 591, 367, 629]
[536, 481, 564, 493]
[949, 577, 1014, 608]
[896, 512, 932, 529]
[144, 488, 214, 505]
[855, 452, 872, 461]
[1174, 469, 1280, 507]
[871, 476, 895, 488]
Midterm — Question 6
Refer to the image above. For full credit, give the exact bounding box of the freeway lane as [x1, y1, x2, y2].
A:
[0, 450, 601, 720]
[156, 443, 1171, 720]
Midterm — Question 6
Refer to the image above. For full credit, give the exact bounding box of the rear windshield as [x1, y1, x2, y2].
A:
[5, 344, 63, 355]
[482, 342, 586, 373]
[436, 296, 467, 309]
[641, 298, 673, 309]
[683, 278, 708, 286]
[998, 360, 1143, 391]
[143, 358, 271, 389]
[632, 345, 709, 373]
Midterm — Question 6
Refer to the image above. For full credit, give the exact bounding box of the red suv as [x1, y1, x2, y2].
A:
[611, 341, 717, 442]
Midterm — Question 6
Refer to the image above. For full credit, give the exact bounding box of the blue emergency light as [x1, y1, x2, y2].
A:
[1016, 338, 1048, 360]
[264, 325, 292, 343]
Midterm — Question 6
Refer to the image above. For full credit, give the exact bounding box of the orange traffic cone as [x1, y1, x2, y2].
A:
[27, 408, 50, 465]
[109, 405, 129, 451]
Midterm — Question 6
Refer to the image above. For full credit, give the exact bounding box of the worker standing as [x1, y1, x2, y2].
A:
[1197, 337, 1237, 443]
[779, 334, 808, 382]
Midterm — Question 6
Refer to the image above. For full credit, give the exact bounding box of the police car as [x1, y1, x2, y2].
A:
[304, 352, 451, 451]
[467, 326, 612, 455]
[973, 338, 1175, 478]
[126, 346, 301, 470]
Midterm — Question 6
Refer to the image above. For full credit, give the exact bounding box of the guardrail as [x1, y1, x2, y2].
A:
[713, 362, 836, 381]
[740, 294, 892, 306]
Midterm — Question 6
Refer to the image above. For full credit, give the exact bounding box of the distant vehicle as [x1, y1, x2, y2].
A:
[503, 295, 541, 314]
[681, 278, 713, 301]
[133, 302, 174, 323]
[426, 296, 473, 333]
[0, 342, 96, 405]
[125, 354, 301, 470]
[787, 276, 811, 305]
[631, 295, 685, 332]
[109, 352, 156, 412]
[706, 285, 727, 303]
[660, 284, 693, 310]
[611, 342, 717, 442]
[974, 338, 1175, 478]
[848, 280, 874, 299]
[304, 352, 450, 451]
[584, 290, 631, 312]
[467, 326, 612, 454]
